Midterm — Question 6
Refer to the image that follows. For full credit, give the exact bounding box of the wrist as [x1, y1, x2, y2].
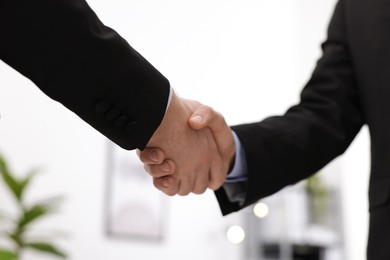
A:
[146, 92, 189, 148]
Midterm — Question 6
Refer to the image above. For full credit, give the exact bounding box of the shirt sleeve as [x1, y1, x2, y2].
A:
[222, 131, 248, 205]
[225, 131, 248, 183]
[165, 87, 174, 113]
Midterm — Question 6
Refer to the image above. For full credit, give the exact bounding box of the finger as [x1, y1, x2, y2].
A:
[188, 105, 214, 130]
[207, 135, 227, 190]
[208, 157, 227, 190]
[144, 160, 176, 178]
[189, 107, 229, 140]
[189, 106, 233, 149]
[137, 148, 165, 164]
[192, 170, 209, 194]
[177, 177, 192, 196]
[153, 176, 179, 196]
[190, 107, 236, 166]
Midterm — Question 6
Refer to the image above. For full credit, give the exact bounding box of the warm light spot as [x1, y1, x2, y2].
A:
[253, 202, 269, 218]
[227, 225, 245, 244]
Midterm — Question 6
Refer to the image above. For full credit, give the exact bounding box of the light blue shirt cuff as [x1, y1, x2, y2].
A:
[225, 131, 248, 183]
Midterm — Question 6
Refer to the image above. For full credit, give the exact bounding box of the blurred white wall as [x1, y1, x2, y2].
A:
[0, 0, 369, 259]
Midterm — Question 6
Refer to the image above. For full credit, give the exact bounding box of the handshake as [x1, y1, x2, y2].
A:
[137, 92, 236, 196]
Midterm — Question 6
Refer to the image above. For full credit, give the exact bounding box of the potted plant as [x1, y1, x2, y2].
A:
[0, 154, 66, 260]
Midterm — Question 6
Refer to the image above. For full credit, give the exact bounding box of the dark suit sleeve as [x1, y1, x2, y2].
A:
[215, 0, 365, 215]
[0, 0, 170, 150]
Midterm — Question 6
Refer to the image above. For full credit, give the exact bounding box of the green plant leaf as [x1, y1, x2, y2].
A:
[0, 155, 21, 202]
[24, 242, 66, 258]
[0, 249, 17, 260]
[7, 230, 23, 247]
[18, 203, 57, 230]
[17, 167, 42, 202]
[0, 154, 42, 202]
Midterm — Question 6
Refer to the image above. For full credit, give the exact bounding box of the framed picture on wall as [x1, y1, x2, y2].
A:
[104, 142, 167, 241]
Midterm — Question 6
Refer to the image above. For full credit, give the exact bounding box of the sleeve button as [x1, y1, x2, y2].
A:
[105, 109, 120, 120]
[95, 102, 110, 113]
[115, 116, 128, 127]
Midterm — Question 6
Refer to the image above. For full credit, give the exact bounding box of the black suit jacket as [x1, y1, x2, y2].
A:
[0, 0, 170, 150]
[216, 0, 390, 258]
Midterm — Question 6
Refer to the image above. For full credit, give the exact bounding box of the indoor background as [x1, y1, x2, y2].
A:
[0, 0, 370, 259]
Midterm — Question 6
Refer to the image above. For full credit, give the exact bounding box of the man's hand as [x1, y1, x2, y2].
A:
[138, 97, 236, 195]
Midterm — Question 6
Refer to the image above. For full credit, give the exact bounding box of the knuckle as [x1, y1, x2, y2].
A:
[143, 164, 151, 173]
[153, 178, 166, 190]
[152, 178, 162, 189]
[146, 165, 158, 177]
[217, 112, 225, 123]
[208, 181, 220, 190]
[138, 154, 146, 163]
[153, 178, 178, 196]
[193, 187, 207, 195]
[178, 190, 190, 196]
[202, 106, 213, 115]
[165, 190, 177, 196]
[178, 185, 191, 196]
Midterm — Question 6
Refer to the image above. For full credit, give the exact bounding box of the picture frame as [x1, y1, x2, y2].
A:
[104, 142, 167, 241]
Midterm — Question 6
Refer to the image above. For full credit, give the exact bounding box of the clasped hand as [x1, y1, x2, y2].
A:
[138, 92, 235, 196]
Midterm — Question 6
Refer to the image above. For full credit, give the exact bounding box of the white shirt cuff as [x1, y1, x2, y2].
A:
[165, 86, 174, 113]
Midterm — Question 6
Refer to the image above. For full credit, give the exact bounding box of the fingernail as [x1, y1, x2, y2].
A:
[161, 162, 171, 172]
[150, 150, 158, 162]
[162, 179, 170, 188]
[192, 115, 203, 123]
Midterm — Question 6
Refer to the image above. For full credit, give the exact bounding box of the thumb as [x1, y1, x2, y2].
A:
[188, 105, 211, 130]
[189, 106, 235, 155]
